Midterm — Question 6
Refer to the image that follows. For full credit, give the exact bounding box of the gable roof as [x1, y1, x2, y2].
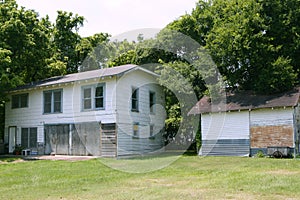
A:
[10, 64, 156, 92]
[189, 88, 300, 114]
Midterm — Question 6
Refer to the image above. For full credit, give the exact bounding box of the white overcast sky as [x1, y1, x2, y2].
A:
[16, 0, 197, 37]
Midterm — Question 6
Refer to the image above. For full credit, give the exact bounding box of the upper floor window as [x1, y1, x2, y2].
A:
[12, 93, 28, 109]
[131, 87, 139, 112]
[82, 84, 105, 111]
[43, 89, 62, 114]
[149, 91, 156, 113]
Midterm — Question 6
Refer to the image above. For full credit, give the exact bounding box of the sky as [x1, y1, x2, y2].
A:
[16, 0, 197, 38]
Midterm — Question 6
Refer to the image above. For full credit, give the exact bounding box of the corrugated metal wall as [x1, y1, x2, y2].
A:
[200, 111, 250, 156]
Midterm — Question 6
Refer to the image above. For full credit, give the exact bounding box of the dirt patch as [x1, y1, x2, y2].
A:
[27, 155, 98, 162]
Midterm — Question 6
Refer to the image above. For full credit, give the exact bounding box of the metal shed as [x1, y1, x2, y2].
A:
[189, 88, 300, 156]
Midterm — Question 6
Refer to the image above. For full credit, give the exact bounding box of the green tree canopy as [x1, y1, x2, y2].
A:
[168, 0, 299, 94]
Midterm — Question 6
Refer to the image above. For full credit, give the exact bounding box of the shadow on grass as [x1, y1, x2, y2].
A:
[0, 154, 40, 163]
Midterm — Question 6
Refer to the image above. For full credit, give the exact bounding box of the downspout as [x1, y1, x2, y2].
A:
[249, 109, 251, 157]
[293, 107, 296, 159]
[115, 75, 119, 157]
[293, 105, 298, 159]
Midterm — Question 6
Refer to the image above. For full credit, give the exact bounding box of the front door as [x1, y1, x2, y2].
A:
[8, 127, 16, 153]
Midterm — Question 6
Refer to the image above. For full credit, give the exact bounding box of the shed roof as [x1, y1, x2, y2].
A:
[10, 64, 150, 91]
[189, 88, 300, 114]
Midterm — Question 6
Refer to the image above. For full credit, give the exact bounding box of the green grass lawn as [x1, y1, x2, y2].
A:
[0, 155, 300, 199]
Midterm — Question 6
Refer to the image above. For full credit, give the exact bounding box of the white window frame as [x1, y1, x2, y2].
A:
[11, 93, 28, 109]
[81, 83, 105, 111]
[43, 89, 63, 114]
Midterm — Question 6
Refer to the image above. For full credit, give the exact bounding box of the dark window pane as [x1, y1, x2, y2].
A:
[53, 91, 61, 102]
[131, 88, 139, 111]
[150, 92, 155, 113]
[54, 102, 61, 112]
[132, 89, 137, 99]
[44, 92, 52, 113]
[44, 92, 52, 103]
[21, 128, 29, 148]
[20, 94, 28, 107]
[53, 91, 62, 112]
[95, 98, 103, 108]
[29, 128, 37, 148]
[95, 86, 103, 97]
[12, 95, 19, 108]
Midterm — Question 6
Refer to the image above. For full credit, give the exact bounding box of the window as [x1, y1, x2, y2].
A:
[83, 88, 92, 109]
[21, 127, 37, 148]
[149, 91, 156, 113]
[12, 93, 28, 109]
[131, 87, 139, 112]
[43, 89, 62, 114]
[82, 84, 105, 110]
[133, 122, 139, 138]
[95, 86, 104, 108]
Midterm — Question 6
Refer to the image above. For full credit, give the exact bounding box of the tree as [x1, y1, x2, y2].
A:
[0, 0, 55, 139]
[53, 11, 84, 73]
[76, 33, 110, 71]
[169, 0, 298, 94]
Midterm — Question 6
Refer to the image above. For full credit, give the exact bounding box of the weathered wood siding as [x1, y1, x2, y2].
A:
[250, 108, 294, 149]
[115, 70, 165, 156]
[200, 111, 250, 156]
[4, 68, 165, 156]
[4, 76, 117, 153]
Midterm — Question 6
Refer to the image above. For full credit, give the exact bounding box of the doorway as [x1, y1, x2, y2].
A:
[8, 126, 17, 153]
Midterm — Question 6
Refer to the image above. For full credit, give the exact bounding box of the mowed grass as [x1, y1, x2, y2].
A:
[1, 155, 300, 200]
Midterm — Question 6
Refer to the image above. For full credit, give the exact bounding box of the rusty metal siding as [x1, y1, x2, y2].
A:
[250, 108, 294, 150]
[200, 111, 250, 156]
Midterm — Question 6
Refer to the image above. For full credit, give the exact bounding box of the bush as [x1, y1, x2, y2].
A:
[255, 150, 265, 158]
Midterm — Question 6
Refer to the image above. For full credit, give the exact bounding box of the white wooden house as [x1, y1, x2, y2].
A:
[4, 64, 166, 157]
[189, 89, 300, 156]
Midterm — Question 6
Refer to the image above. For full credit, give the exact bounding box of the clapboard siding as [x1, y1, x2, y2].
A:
[250, 108, 293, 126]
[5, 66, 165, 157]
[117, 128, 164, 156]
[200, 111, 250, 156]
[115, 70, 165, 156]
[201, 111, 249, 140]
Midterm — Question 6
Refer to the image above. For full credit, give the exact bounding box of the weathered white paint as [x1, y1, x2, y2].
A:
[114, 70, 165, 156]
[4, 67, 165, 156]
[200, 111, 250, 156]
[250, 108, 294, 126]
[201, 111, 250, 140]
